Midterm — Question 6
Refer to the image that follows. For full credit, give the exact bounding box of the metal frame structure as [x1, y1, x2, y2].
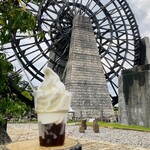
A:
[2, 0, 141, 104]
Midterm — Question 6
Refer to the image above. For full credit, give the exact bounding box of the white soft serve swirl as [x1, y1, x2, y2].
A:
[34, 67, 71, 113]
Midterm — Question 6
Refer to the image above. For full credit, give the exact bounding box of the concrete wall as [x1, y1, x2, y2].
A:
[118, 65, 150, 127]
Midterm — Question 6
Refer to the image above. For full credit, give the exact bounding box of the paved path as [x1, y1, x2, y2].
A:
[0, 123, 150, 150]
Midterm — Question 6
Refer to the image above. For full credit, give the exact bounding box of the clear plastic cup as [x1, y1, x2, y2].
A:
[37, 112, 67, 147]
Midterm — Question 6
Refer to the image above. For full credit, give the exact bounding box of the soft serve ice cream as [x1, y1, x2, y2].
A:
[34, 67, 71, 146]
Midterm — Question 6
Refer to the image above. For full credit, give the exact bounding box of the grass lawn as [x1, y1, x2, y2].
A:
[86, 121, 150, 132]
[67, 120, 150, 132]
[8, 120, 150, 132]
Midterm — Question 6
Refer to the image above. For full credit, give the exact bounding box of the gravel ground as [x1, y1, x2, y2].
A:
[1, 123, 149, 150]
[66, 125, 150, 149]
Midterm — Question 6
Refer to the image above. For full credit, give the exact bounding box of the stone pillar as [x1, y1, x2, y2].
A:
[144, 37, 150, 64]
[93, 119, 99, 133]
[118, 65, 150, 127]
[65, 15, 115, 119]
[118, 76, 130, 125]
[140, 37, 150, 64]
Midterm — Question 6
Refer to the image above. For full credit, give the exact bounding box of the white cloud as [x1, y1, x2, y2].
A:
[128, 0, 150, 38]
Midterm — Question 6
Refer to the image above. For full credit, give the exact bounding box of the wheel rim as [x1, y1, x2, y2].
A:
[3, 0, 141, 99]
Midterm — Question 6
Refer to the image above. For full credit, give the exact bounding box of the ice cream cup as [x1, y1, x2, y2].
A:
[34, 68, 71, 147]
[37, 112, 68, 147]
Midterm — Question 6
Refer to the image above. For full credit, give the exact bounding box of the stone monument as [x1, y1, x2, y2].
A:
[65, 15, 115, 119]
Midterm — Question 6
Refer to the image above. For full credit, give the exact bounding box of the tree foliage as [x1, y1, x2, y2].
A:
[0, 0, 37, 123]
[0, 0, 42, 44]
[0, 96, 27, 118]
[0, 53, 14, 96]
[0, 53, 33, 119]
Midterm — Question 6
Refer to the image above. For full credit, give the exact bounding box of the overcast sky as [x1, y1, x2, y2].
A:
[4, 0, 150, 91]
[128, 0, 150, 38]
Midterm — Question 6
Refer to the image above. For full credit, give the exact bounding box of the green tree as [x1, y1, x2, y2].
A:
[0, 53, 14, 97]
[0, 53, 33, 121]
[0, 0, 42, 44]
